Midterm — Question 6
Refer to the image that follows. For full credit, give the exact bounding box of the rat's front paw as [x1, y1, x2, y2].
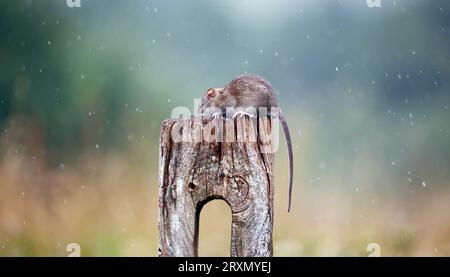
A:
[211, 112, 222, 119]
[232, 111, 255, 118]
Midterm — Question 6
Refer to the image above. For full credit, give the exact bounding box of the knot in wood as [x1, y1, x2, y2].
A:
[225, 174, 249, 206]
[187, 182, 197, 191]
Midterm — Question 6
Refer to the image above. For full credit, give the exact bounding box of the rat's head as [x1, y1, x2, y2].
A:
[200, 87, 237, 110]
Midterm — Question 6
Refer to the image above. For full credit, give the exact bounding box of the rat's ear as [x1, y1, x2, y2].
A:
[207, 88, 216, 97]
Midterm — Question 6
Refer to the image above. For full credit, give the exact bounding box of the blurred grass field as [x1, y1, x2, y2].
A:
[1, 116, 449, 256]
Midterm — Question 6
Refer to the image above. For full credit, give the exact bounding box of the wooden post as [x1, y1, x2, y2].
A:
[157, 116, 274, 257]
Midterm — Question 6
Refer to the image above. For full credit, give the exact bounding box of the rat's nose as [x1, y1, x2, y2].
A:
[207, 88, 216, 98]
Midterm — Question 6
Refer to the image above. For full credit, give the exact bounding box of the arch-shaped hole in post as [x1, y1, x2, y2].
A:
[197, 199, 232, 257]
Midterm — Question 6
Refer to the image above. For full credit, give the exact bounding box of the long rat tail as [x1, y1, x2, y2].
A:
[280, 111, 294, 212]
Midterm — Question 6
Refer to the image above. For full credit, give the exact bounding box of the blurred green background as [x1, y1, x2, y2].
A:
[0, 0, 449, 256]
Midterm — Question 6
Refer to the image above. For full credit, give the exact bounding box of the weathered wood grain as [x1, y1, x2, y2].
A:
[158, 116, 274, 257]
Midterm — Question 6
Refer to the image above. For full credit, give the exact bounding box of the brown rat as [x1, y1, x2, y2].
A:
[200, 74, 294, 212]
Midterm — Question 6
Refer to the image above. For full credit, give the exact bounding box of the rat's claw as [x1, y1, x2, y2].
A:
[233, 111, 255, 118]
[212, 112, 222, 119]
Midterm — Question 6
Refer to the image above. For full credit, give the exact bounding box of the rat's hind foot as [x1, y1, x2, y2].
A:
[232, 111, 256, 118]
